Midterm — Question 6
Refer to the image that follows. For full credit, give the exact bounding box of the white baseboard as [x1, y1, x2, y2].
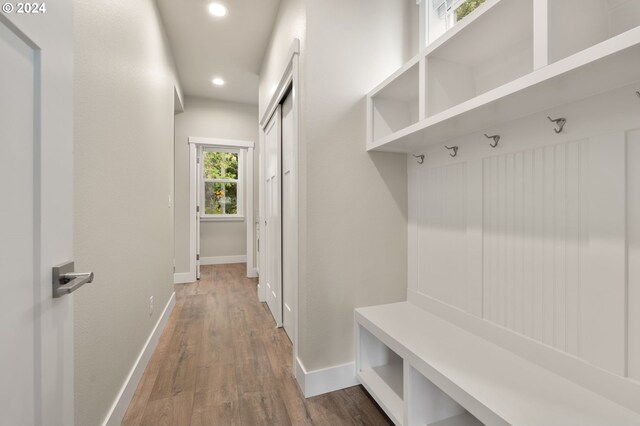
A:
[174, 272, 196, 284]
[201, 255, 247, 265]
[247, 267, 258, 278]
[295, 358, 359, 398]
[102, 292, 176, 426]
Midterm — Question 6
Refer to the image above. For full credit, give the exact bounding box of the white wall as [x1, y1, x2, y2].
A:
[407, 84, 640, 399]
[259, 0, 418, 373]
[174, 97, 259, 272]
[73, 1, 181, 425]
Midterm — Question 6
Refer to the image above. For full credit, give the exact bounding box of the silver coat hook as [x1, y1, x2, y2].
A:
[484, 134, 500, 148]
[412, 154, 425, 164]
[444, 145, 458, 157]
[548, 116, 566, 133]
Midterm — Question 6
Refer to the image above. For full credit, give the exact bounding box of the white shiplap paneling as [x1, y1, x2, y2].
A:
[417, 163, 468, 311]
[482, 141, 585, 356]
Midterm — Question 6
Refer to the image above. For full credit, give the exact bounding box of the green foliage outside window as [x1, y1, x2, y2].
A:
[455, 0, 486, 22]
[203, 151, 239, 215]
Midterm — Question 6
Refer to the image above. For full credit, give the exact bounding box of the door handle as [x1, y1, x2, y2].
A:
[52, 261, 94, 298]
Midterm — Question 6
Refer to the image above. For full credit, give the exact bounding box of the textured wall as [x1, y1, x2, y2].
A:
[174, 97, 259, 271]
[73, 1, 180, 424]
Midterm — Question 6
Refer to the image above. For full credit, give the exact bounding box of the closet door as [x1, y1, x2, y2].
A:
[282, 93, 295, 342]
[264, 107, 282, 326]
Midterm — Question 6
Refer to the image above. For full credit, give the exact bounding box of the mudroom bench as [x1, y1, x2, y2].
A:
[355, 302, 640, 426]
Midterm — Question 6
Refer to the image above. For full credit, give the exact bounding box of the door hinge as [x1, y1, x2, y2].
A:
[197, 254, 200, 261]
[197, 156, 200, 164]
[197, 205, 200, 213]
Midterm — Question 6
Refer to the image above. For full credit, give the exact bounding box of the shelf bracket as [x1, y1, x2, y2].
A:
[484, 134, 500, 148]
[412, 154, 425, 164]
[444, 145, 458, 157]
[547, 116, 566, 134]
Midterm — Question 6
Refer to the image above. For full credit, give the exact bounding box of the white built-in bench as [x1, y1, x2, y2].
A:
[355, 302, 640, 426]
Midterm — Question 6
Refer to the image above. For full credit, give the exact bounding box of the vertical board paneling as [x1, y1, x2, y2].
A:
[408, 168, 419, 292]
[482, 141, 586, 356]
[629, 129, 640, 380]
[466, 159, 484, 317]
[417, 163, 468, 311]
[581, 133, 626, 376]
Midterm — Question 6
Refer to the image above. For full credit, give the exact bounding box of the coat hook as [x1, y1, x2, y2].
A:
[484, 134, 500, 148]
[636, 90, 640, 98]
[444, 145, 458, 157]
[547, 116, 566, 134]
[413, 154, 425, 164]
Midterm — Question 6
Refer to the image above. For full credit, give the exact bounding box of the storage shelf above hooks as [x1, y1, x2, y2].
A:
[365, 0, 640, 154]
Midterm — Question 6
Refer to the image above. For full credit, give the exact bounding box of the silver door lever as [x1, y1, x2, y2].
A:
[53, 261, 94, 298]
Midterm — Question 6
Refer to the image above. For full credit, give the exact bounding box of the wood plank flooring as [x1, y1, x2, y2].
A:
[122, 263, 392, 425]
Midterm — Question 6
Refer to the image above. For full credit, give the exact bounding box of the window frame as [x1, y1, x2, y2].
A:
[420, 0, 486, 48]
[199, 146, 245, 222]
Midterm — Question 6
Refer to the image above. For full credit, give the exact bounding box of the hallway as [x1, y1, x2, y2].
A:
[122, 264, 392, 425]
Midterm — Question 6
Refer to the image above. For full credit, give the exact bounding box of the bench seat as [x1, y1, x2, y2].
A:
[355, 302, 640, 426]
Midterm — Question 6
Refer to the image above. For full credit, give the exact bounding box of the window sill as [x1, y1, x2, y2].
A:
[200, 215, 245, 223]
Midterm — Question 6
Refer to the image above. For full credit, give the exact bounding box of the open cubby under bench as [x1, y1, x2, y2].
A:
[355, 302, 640, 426]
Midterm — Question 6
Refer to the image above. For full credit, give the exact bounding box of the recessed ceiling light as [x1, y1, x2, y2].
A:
[208, 3, 227, 17]
[212, 78, 225, 86]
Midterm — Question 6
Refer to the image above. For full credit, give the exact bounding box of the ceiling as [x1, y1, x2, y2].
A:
[156, 0, 282, 105]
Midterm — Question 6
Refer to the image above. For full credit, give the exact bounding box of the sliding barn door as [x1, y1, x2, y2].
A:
[264, 107, 283, 326]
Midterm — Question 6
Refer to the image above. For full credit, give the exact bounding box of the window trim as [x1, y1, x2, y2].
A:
[199, 145, 245, 221]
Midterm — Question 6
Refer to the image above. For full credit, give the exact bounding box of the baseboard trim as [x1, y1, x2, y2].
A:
[201, 255, 247, 265]
[102, 292, 176, 426]
[247, 267, 258, 278]
[174, 272, 196, 284]
[295, 358, 359, 398]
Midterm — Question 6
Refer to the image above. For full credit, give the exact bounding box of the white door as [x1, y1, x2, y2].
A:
[281, 93, 295, 341]
[264, 107, 282, 326]
[0, 5, 75, 426]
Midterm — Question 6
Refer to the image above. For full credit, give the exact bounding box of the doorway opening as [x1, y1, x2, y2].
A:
[187, 137, 255, 280]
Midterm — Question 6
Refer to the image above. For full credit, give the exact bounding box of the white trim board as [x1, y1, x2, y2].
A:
[295, 358, 359, 398]
[102, 292, 176, 426]
[260, 38, 300, 127]
[200, 255, 247, 265]
[174, 272, 196, 284]
[188, 136, 254, 149]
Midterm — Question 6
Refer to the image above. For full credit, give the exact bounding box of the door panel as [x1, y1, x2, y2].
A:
[282, 93, 295, 341]
[0, 6, 74, 424]
[264, 107, 282, 326]
[0, 18, 36, 424]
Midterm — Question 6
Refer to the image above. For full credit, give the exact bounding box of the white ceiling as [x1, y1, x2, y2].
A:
[156, 0, 282, 105]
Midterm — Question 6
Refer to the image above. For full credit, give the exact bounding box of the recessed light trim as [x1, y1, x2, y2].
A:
[208, 3, 228, 17]
[212, 78, 225, 86]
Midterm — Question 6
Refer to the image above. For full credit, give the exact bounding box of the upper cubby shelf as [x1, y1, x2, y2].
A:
[366, 0, 640, 153]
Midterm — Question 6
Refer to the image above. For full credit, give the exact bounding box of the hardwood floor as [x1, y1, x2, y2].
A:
[122, 263, 393, 426]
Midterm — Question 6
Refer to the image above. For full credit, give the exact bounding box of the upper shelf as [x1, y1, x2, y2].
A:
[367, 0, 640, 153]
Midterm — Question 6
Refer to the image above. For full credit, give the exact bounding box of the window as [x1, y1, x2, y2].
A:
[424, 0, 486, 46]
[199, 147, 244, 220]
